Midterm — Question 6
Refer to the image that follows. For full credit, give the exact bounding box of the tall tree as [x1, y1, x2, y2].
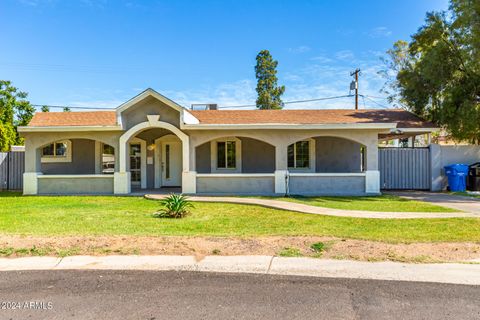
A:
[382, 0, 480, 143]
[0, 81, 34, 151]
[255, 50, 285, 109]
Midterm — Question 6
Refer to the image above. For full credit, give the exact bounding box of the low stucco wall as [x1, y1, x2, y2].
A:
[196, 175, 275, 194]
[288, 175, 366, 195]
[37, 176, 114, 194]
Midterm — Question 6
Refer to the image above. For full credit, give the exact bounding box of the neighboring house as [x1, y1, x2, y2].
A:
[18, 88, 436, 196]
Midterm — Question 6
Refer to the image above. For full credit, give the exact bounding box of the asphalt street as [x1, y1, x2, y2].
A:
[0, 270, 479, 320]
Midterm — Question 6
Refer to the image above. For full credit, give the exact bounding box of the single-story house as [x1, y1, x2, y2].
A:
[18, 88, 436, 196]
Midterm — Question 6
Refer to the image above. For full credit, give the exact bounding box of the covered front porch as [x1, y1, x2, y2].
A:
[22, 128, 381, 196]
[188, 128, 381, 196]
[22, 116, 196, 195]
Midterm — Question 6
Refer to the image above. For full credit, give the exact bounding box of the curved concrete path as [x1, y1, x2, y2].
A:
[388, 191, 480, 214]
[145, 195, 478, 219]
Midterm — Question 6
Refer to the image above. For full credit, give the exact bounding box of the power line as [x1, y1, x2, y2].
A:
[32, 104, 115, 110]
[217, 94, 355, 109]
[361, 95, 390, 109]
[33, 94, 392, 112]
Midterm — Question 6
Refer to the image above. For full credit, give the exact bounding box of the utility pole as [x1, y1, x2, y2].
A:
[350, 68, 360, 110]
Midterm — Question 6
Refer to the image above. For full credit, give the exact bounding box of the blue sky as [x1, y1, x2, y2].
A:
[1, 0, 449, 111]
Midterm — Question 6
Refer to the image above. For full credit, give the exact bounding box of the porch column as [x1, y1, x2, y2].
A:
[23, 138, 42, 195]
[274, 143, 288, 194]
[182, 136, 196, 194]
[365, 140, 380, 194]
[114, 140, 130, 194]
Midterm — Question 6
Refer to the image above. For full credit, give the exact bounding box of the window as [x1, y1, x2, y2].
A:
[165, 144, 170, 179]
[360, 146, 366, 172]
[41, 140, 71, 163]
[42, 142, 67, 157]
[288, 141, 310, 169]
[102, 144, 115, 174]
[217, 141, 236, 169]
[129, 144, 141, 185]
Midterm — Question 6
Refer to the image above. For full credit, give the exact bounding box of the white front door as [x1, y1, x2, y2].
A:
[161, 140, 182, 187]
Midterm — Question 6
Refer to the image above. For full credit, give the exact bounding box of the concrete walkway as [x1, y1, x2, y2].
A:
[0, 255, 479, 285]
[145, 194, 478, 219]
[389, 191, 480, 214]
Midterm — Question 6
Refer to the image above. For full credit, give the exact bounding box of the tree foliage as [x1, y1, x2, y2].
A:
[255, 50, 285, 109]
[41, 105, 50, 112]
[0, 80, 35, 151]
[382, 0, 480, 143]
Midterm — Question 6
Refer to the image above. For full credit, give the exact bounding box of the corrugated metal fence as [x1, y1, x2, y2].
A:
[379, 148, 431, 190]
[0, 152, 25, 190]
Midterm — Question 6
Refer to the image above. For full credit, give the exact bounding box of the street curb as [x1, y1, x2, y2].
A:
[0, 255, 479, 285]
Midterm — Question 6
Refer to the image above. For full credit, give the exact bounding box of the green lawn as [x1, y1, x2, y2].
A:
[261, 195, 458, 212]
[0, 193, 479, 243]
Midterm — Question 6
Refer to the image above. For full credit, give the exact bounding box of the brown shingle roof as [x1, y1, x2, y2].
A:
[27, 108, 435, 129]
[189, 109, 436, 128]
[28, 111, 117, 127]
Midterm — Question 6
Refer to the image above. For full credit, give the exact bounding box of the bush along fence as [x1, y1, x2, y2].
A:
[0, 151, 25, 191]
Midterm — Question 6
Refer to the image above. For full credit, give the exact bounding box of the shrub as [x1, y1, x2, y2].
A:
[155, 194, 193, 219]
[310, 242, 325, 253]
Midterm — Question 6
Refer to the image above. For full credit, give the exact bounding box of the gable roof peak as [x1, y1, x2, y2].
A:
[116, 88, 185, 114]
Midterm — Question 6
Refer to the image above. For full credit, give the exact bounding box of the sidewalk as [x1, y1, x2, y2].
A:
[1, 255, 479, 285]
[145, 194, 478, 219]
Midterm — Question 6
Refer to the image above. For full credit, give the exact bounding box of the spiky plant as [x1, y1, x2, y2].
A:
[155, 194, 193, 219]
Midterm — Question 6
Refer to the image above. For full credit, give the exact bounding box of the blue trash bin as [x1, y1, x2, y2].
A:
[444, 164, 469, 192]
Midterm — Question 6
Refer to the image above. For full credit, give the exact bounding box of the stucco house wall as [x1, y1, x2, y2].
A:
[195, 137, 276, 174]
[121, 96, 180, 130]
[41, 139, 96, 174]
[315, 137, 362, 173]
[20, 89, 436, 196]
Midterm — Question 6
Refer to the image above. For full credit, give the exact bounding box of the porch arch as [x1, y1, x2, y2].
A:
[118, 116, 189, 173]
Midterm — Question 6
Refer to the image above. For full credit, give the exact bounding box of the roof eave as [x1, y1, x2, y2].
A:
[181, 123, 398, 130]
[18, 125, 124, 133]
[394, 127, 439, 133]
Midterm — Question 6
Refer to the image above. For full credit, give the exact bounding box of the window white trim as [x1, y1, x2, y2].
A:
[98, 142, 115, 175]
[287, 138, 315, 173]
[210, 137, 242, 173]
[41, 140, 72, 163]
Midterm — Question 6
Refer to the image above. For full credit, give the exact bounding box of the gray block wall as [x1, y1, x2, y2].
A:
[430, 144, 480, 191]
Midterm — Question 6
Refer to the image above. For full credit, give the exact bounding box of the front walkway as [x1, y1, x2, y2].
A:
[389, 191, 480, 214]
[145, 194, 478, 219]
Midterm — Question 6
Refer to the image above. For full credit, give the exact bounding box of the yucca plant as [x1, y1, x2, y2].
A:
[155, 194, 193, 218]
